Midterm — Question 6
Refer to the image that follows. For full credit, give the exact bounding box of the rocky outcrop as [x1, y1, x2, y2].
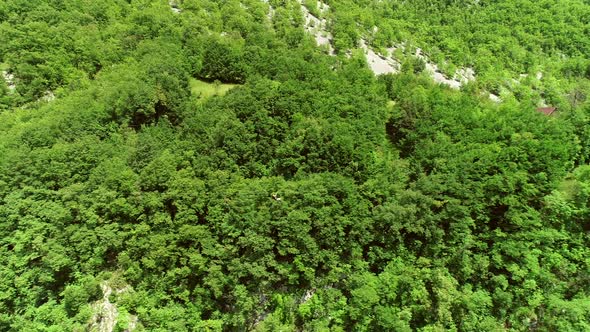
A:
[2, 70, 15, 92]
[300, 1, 334, 55]
[88, 282, 137, 332]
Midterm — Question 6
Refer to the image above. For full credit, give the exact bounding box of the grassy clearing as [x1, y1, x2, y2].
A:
[558, 179, 578, 200]
[557, 165, 590, 200]
[190, 78, 238, 100]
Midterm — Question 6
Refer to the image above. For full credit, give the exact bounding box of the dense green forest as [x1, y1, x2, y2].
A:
[1, 0, 590, 330]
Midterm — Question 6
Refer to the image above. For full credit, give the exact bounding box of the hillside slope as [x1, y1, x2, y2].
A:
[1, 0, 590, 331]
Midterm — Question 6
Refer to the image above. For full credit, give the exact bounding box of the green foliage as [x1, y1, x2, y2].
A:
[62, 278, 101, 317]
[1, 0, 590, 331]
[198, 36, 247, 84]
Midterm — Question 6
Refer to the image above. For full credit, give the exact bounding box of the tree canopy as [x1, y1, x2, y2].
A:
[1, 0, 590, 331]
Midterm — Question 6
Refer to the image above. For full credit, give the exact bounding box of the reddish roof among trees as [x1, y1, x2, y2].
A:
[536, 107, 557, 115]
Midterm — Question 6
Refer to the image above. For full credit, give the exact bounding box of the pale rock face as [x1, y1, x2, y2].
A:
[301, 289, 315, 303]
[414, 48, 475, 89]
[42, 90, 55, 102]
[89, 284, 118, 332]
[489, 93, 501, 103]
[318, 1, 330, 14]
[360, 39, 400, 75]
[2, 71, 15, 92]
[267, 5, 275, 21]
[357, 40, 478, 91]
[300, 1, 335, 55]
[88, 282, 137, 332]
[457, 67, 476, 83]
[295, 2, 501, 102]
[169, 0, 180, 14]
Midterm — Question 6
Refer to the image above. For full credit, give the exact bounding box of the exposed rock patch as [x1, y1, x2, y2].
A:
[300, 288, 315, 303]
[88, 282, 137, 332]
[489, 93, 501, 102]
[358, 41, 476, 90]
[41, 90, 55, 102]
[296, 8, 503, 102]
[2, 70, 15, 92]
[414, 48, 475, 89]
[89, 283, 118, 332]
[267, 5, 275, 22]
[360, 40, 400, 75]
[300, 1, 334, 55]
[169, 0, 181, 14]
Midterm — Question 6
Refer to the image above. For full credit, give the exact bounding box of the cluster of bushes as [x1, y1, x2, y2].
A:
[1, 0, 590, 330]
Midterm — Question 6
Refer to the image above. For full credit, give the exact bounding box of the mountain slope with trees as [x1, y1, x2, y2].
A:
[1, 0, 590, 331]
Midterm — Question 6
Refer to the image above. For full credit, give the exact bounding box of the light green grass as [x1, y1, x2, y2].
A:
[0, 63, 8, 71]
[558, 179, 578, 200]
[190, 79, 238, 100]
